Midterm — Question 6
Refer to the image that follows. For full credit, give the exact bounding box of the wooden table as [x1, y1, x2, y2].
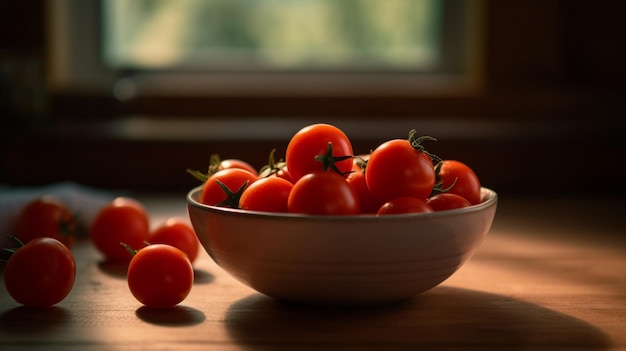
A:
[1, 193, 625, 350]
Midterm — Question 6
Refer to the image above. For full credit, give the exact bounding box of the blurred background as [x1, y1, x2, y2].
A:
[1, 0, 625, 197]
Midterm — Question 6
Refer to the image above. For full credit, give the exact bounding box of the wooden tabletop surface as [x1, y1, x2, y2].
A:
[1, 193, 625, 351]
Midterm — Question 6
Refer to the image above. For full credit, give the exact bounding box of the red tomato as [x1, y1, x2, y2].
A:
[200, 168, 258, 208]
[219, 158, 258, 176]
[149, 218, 200, 264]
[90, 197, 151, 263]
[288, 172, 360, 215]
[366, 137, 436, 203]
[346, 167, 384, 214]
[426, 193, 472, 211]
[3, 237, 76, 307]
[127, 244, 194, 308]
[377, 197, 433, 216]
[273, 166, 293, 183]
[240, 176, 293, 213]
[285, 123, 354, 182]
[436, 160, 481, 205]
[188, 155, 258, 183]
[14, 196, 77, 247]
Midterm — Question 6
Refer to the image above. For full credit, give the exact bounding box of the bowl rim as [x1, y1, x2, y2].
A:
[187, 185, 498, 221]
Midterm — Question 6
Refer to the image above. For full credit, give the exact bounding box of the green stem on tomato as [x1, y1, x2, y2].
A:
[1, 236, 25, 264]
[186, 153, 224, 183]
[408, 129, 441, 164]
[258, 148, 286, 178]
[120, 242, 138, 257]
[215, 179, 249, 208]
[314, 142, 353, 176]
[186, 168, 210, 183]
[430, 161, 458, 196]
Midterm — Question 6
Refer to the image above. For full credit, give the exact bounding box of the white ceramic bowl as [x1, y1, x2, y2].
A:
[187, 186, 497, 305]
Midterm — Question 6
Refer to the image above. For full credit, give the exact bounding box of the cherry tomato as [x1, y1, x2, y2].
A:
[346, 166, 383, 214]
[376, 197, 433, 216]
[3, 237, 76, 307]
[240, 176, 293, 213]
[127, 244, 194, 308]
[426, 193, 472, 211]
[200, 168, 258, 208]
[90, 197, 151, 263]
[188, 154, 258, 184]
[14, 196, 77, 248]
[436, 160, 481, 205]
[273, 166, 293, 183]
[149, 218, 200, 264]
[219, 158, 258, 176]
[366, 136, 436, 203]
[288, 172, 360, 215]
[285, 123, 354, 182]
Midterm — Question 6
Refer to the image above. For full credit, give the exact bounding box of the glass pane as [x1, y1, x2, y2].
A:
[102, 0, 441, 71]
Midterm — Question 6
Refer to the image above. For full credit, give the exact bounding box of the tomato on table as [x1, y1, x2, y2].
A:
[3, 237, 76, 307]
[90, 197, 151, 263]
[149, 218, 200, 264]
[14, 196, 77, 248]
[366, 130, 437, 203]
[126, 244, 194, 308]
[435, 160, 481, 205]
[288, 171, 360, 215]
[285, 123, 354, 182]
[239, 176, 293, 213]
[376, 197, 433, 216]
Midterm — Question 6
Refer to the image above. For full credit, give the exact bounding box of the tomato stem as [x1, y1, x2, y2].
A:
[430, 161, 459, 196]
[353, 155, 368, 172]
[59, 211, 79, 241]
[408, 129, 441, 164]
[259, 148, 286, 178]
[7, 235, 25, 247]
[120, 242, 138, 256]
[186, 168, 210, 183]
[186, 153, 223, 183]
[215, 179, 250, 208]
[314, 142, 353, 176]
[1, 236, 25, 264]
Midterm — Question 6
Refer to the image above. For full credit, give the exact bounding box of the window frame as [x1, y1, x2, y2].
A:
[47, 0, 485, 100]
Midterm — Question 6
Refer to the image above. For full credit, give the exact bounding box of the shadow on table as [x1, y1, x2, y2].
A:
[0, 306, 72, 335]
[224, 286, 610, 350]
[97, 259, 129, 278]
[135, 305, 206, 326]
[192, 268, 215, 285]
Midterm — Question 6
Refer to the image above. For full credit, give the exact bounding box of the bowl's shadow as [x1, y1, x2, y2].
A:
[224, 286, 609, 350]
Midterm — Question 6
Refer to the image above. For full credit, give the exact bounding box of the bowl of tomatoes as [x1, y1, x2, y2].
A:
[187, 185, 497, 305]
[186, 124, 498, 305]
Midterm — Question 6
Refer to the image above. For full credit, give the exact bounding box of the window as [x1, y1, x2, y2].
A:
[48, 0, 482, 98]
[103, 0, 441, 72]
